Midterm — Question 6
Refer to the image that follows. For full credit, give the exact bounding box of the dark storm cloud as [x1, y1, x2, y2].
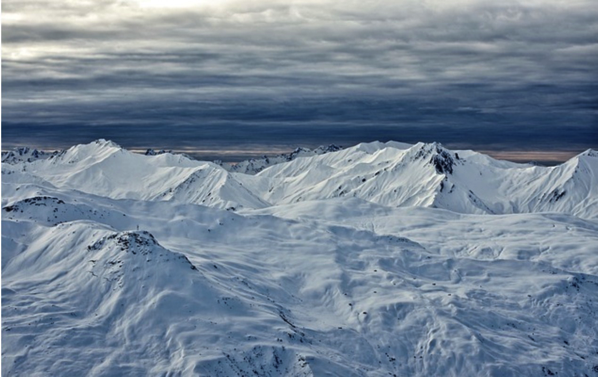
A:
[2, 0, 597, 158]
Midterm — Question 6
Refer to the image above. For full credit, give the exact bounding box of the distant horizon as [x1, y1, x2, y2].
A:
[1, 138, 590, 166]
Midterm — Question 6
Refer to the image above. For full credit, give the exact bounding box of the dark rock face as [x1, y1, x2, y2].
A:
[3, 196, 66, 212]
[430, 145, 455, 175]
[412, 143, 456, 175]
[1, 147, 60, 164]
[145, 149, 172, 156]
[549, 189, 566, 203]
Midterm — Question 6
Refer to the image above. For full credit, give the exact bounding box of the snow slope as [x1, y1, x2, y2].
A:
[2, 140, 598, 376]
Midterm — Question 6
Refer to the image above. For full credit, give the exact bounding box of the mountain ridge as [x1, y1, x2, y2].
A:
[3, 139, 597, 218]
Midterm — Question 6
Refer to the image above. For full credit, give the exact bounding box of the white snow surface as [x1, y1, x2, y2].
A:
[2, 139, 598, 376]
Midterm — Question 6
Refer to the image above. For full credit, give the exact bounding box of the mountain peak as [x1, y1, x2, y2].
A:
[578, 149, 598, 158]
[430, 144, 456, 175]
[88, 230, 159, 254]
[411, 142, 456, 174]
[90, 139, 122, 149]
[86, 230, 199, 274]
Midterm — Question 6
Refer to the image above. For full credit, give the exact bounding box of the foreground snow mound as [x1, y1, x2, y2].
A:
[3, 191, 598, 376]
[2, 224, 293, 376]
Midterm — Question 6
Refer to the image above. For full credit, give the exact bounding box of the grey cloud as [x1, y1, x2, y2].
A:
[2, 0, 597, 156]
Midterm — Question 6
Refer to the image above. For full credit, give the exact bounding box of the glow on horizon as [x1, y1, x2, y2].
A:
[0, 142, 585, 164]
[481, 151, 581, 163]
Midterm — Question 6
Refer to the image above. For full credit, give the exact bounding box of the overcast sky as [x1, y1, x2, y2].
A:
[2, 0, 597, 160]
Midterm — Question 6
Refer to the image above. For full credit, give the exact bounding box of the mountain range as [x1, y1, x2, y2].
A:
[2, 139, 597, 376]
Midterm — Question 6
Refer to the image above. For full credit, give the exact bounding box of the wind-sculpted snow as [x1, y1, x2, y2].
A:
[2, 140, 598, 376]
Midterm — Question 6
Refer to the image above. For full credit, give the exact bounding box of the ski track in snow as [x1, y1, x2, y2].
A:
[2, 139, 598, 376]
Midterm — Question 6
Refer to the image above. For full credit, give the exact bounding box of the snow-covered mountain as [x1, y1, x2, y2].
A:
[247, 141, 597, 219]
[2, 139, 267, 210]
[4, 139, 596, 218]
[3, 139, 598, 376]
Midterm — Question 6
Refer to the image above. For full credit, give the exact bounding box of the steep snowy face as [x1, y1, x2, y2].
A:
[253, 142, 449, 208]
[158, 166, 270, 209]
[2, 224, 249, 376]
[253, 142, 486, 211]
[430, 147, 598, 218]
[528, 150, 598, 218]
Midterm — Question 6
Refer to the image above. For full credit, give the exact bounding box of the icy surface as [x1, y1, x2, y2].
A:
[2, 140, 598, 376]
